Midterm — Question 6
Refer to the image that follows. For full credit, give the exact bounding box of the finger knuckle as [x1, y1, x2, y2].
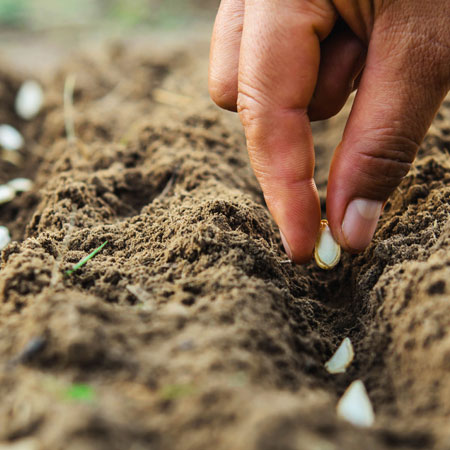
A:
[236, 83, 268, 130]
[357, 133, 418, 192]
[358, 155, 411, 192]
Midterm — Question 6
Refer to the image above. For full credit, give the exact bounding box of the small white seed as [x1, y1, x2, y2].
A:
[0, 226, 11, 250]
[314, 219, 341, 270]
[325, 337, 354, 374]
[0, 124, 24, 151]
[337, 380, 375, 427]
[15, 80, 44, 120]
[7, 177, 33, 193]
[0, 184, 15, 204]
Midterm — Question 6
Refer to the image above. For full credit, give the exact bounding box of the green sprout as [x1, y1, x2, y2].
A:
[41, 376, 96, 404]
[65, 241, 108, 275]
[64, 383, 95, 403]
[160, 383, 195, 400]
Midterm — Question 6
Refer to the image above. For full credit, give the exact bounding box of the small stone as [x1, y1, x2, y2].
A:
[325, 337, 354, 374]
[337, 380, 375, 427]
[0, 124, 24, 151]
[8, 177, 33, 192]
[0, 226, 11, 250]
[15, 80, 44, 120]
[0, 184, 15, 204]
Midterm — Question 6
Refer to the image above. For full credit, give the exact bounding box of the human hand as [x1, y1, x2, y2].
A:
[209, 0, 450, 263]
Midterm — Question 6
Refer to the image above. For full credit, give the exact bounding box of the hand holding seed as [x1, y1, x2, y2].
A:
[209, 0, 450, 263]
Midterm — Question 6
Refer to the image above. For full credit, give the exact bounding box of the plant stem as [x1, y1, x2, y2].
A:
[64, 74, 76, 142]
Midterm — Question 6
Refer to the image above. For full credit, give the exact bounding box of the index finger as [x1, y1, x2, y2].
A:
[238, 0, 336, 263]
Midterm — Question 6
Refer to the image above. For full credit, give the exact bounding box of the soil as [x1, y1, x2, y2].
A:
[0, 34, 449, 450]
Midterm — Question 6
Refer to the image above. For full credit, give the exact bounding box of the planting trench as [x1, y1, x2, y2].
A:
[0, 37, 449, 450]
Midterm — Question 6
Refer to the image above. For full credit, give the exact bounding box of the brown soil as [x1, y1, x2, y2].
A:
[0, 36, 449, 450]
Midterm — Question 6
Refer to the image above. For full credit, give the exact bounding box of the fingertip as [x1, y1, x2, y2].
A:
[340, 198, 383, 252]
[233, 0, 334, 264]
[326, 141, 388, 254]
[280, 230, 317, 263]
[275, 180, 321, 264]
[326, 148, 352, 252]
[280, 226, 318, 264]
[208, 75, 238, 112]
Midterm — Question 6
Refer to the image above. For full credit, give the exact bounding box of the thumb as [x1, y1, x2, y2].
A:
[327, 13, 450, 252]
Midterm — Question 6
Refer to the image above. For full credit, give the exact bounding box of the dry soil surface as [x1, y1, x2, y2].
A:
[0, 36, 449, 450]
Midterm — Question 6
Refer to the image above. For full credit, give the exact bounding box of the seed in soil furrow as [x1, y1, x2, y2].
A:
[337, 380, 375, 427]
[0, 226, 11, 250]
[8, 177, 33, 193]
[15, 80, 44, 120]
[325, 337, 354, 374]
[314, 219, 341, 269]
[0, 124, 24, 151]
[0, 185, 15, 204]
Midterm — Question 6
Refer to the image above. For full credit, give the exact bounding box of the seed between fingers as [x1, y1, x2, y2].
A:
[314, 219, 341, 270]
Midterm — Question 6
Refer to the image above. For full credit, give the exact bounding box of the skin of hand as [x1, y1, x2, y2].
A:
[209, 0, 450, 263]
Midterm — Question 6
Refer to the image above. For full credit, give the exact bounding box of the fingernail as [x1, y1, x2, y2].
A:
[342, 198, 383, 251]
[280, 230, 293, 260]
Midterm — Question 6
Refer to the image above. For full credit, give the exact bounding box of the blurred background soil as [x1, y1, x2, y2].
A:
[0, 2, 449, 449]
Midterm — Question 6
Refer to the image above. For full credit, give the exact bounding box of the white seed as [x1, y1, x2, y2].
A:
[337, 380, 375, 427]
[0, 124, 24, 151]
[0, 184, 15, 204]
[15, 80, 44, 120]
[0, 437, 38, 450]
[314, 219, 341, 269]
[0, 226, 11, 250]
[7, 177, 33, 192]
[325, 337, 354, 374]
